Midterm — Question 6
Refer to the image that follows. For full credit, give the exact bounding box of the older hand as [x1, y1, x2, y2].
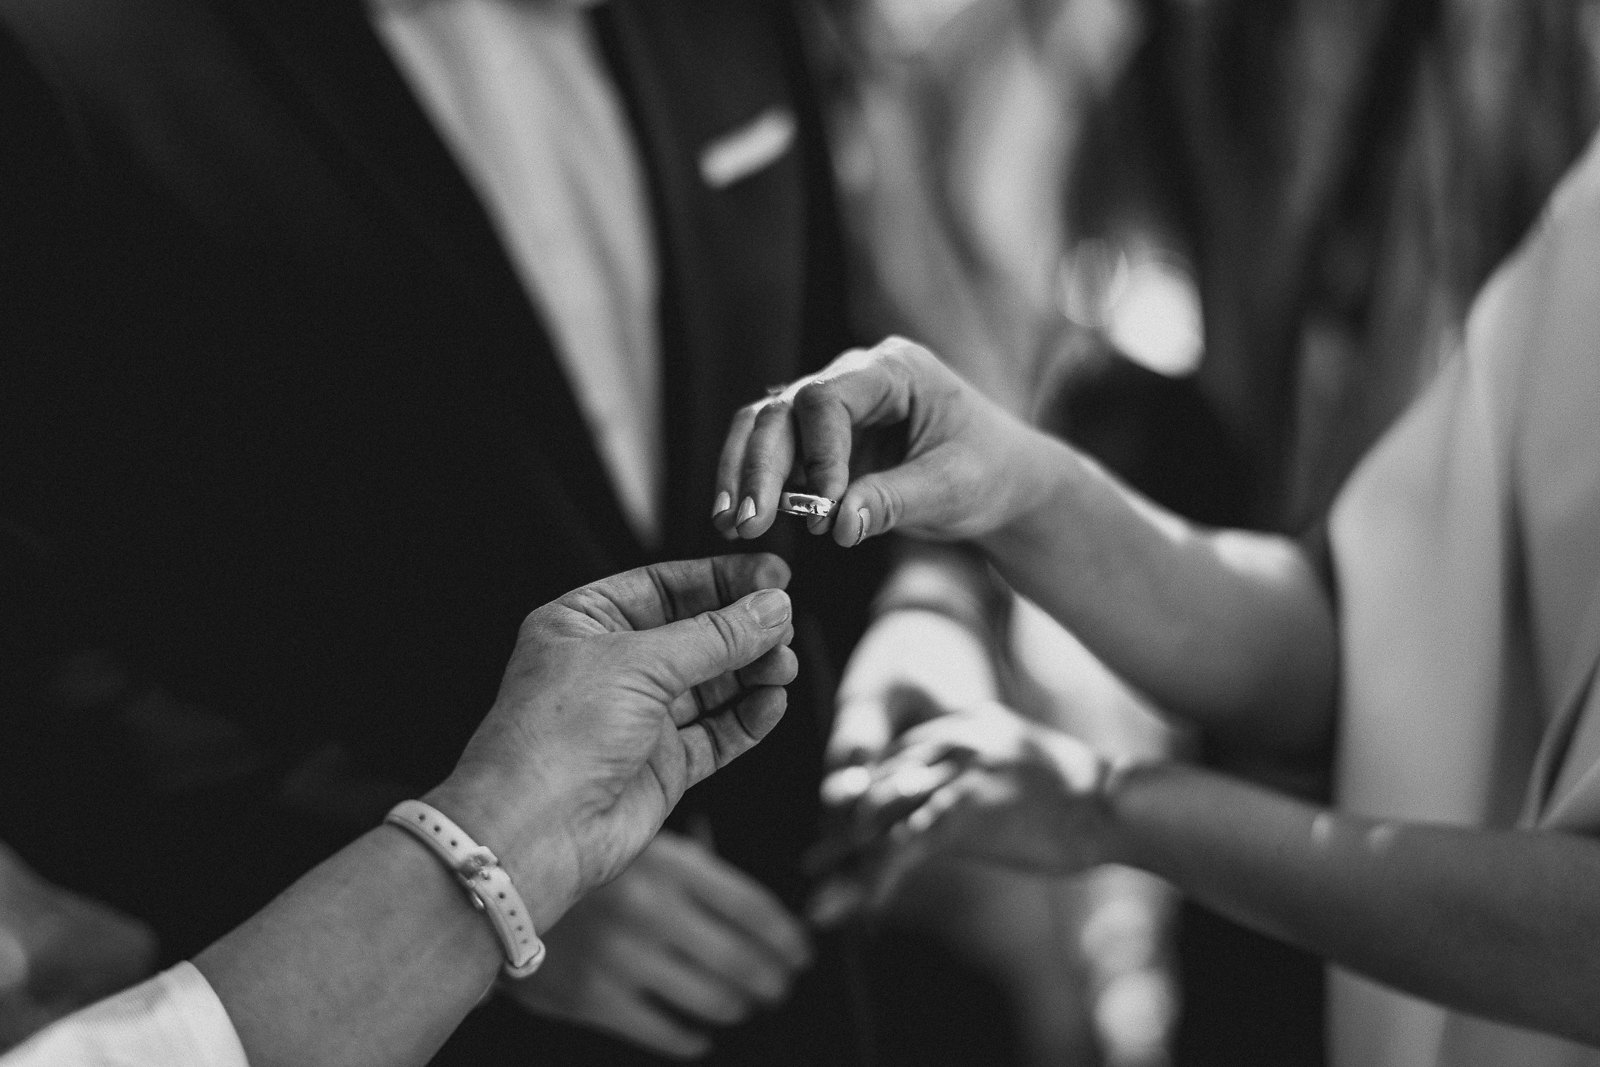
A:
[712, 337, 1049, 548]
[426, 555, 798, 931]
[503, 831, 810, 1060]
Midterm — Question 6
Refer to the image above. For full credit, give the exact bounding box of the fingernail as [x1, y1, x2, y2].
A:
[736, 497, 758, 527]
[712, 490, 732, 518]
[852, 507, 870, 547]
[749, 589, 790, 628]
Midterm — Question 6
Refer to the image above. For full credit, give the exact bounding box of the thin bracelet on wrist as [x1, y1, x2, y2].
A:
[385, 799, 546, 978]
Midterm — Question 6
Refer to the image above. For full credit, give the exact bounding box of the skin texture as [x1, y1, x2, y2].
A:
[185, 554, 797, 1067]
[715, 337, 1337, 750]
[714, 335, 1600, 1050]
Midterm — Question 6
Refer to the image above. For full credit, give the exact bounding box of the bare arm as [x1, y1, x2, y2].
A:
[860, 707, 1600, 1049]
[189, 554, 800, 1067]
[717, 338, 1337, 752]
[193, 819, 509, 1067]
[1109, 763, 1600, 1045]
[981, 431, 1336, 752]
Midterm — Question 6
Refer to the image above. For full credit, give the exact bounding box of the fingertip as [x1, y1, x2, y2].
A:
[820, 765, 872, 808]
[745, 588, 791, 630]
[776, 644, 799, 685]
[831, 499, 872, 548]
[664, 1036, 714, 1062]
[805, 878, 865, 930]
[749, 551, 792, 591]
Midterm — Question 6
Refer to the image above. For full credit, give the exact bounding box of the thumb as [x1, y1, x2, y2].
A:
[638, 588, 793, 694]
[833, 451, 952, 547]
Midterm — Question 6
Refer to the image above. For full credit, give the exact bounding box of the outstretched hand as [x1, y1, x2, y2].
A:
[432, 555, 798, 912]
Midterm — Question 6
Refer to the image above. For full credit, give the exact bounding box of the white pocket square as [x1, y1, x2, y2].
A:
[698, 107, 797, 190]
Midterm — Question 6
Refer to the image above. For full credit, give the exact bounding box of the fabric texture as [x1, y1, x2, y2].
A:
[0, 964, 245, 1067]
[0, 0, 883, 1061]
[371, 0, 664, 544]
[1329, 131, 1600, 1067]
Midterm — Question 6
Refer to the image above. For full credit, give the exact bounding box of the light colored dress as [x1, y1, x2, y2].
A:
[1330, 131, 1600, 1067]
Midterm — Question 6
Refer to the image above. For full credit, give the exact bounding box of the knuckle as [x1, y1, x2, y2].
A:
[700, 609, 744, 659]
[791, 378, 834, 415]
[751, 398, 791, 433]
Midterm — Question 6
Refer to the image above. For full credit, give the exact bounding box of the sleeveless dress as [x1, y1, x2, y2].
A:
[1329, 131, 1600, 1067]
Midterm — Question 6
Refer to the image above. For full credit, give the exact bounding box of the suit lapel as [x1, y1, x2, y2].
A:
[597, 0, 808, 560]
[221, 0, 645, 570]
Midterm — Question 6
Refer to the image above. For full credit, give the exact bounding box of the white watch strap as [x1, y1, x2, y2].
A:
[385, 799, 546, 978]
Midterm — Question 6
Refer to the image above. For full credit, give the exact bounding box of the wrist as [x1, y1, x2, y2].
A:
[423, 772, 584, 936]
[980, 430, 1082, 553]
[873, 544, 1009, 639]
[1094, 758, 1164, 871]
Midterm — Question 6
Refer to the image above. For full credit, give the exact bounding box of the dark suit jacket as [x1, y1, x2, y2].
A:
[0, 0, 881, 1060]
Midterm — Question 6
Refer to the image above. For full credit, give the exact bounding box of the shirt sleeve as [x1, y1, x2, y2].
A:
[0, 962, 249, 1067]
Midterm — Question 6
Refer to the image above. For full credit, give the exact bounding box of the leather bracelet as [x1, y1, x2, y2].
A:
[385, 799, 546, 978]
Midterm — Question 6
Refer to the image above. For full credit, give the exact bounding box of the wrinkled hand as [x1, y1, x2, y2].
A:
[428, 555, 798, 924]
[811, 703, 1116, 922]
[503, 831, 810, 1060]
[712, 337, 1047, 547]
[0, 843, 157, 1050]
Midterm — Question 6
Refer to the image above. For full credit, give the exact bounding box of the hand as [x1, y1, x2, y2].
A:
[826, 609, 1001, 774]
[426, 555, 798, 932]
[712, 337, 1050, 547]
[804, 610, 1001, 927]
[813, 703, 1117, 921]
[503, 831, 810, 1060]
[0, 843, 157, 1050]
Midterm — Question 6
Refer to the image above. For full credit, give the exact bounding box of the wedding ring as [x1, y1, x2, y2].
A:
[778, 492, 836, 519]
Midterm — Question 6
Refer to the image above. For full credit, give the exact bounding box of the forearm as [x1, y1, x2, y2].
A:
[194, 777, 578, 1067]
[979, 432, 1337, 750]
[872, 542, 1008, 635]
[1108, 761, 1600, 1046]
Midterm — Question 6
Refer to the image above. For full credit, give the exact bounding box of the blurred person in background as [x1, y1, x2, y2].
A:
[0, 0, 889, 1062]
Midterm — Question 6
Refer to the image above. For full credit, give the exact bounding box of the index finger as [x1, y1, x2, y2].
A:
[567, 554, 792, 632]
[789, 344, 915, 500]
